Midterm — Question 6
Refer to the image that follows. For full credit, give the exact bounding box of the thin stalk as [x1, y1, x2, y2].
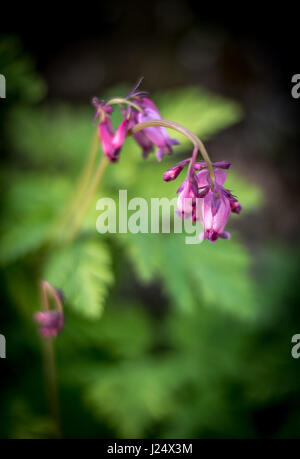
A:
[66, 155, 109, 242]
[131, 120, 215, 187]
[51, 98, 142, 244]
[106, 98, 144, 113]
[42, 338, 61, 438]
[40, 281, 63, 438]
[51, 128, 99, 242]
[187, 146, 199, 180]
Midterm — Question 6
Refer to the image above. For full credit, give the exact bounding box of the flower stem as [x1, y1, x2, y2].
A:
[106, 98, 144, 113]
[66, 155, 109, 242]
[40, 281, 62, 438]
[131, 120, 215, 187]
[42, 338, 61, 438]
[187, 146, 199, 180]
[50, 128, 99, 243]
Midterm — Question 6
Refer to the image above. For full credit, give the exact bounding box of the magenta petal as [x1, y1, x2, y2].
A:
[34, 310, 64, 338]
[176, 178, 199, 219]
[133, 130, 154, 158]
[112, 119, 128, 149]
[135, 98, 179, 160]
[156, 147, 166, 162]
[143, 125, 171, 148]
[99, 118, 114, 159]
[211, 192, 221, 217]
[163, 165, 183, 182]
[212, 161, 231, 169]
[194, 160, 231, 171]
[99, 117, 128, 162]
[196, 168, 227, 188]
[202, 191, 231, 240]
[214, 169, 227, 186]
[196, 170, 210, 187]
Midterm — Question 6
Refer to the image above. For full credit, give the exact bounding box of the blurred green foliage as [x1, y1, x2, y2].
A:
[1, 38, 300, 439]
[0, 36, 46, 103]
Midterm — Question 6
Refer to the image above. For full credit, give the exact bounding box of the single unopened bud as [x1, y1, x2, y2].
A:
[34, 310, 64, 338]
[163, 165, 184, 182]
[230, 201, 242, 214]
[34, 281, 64, 338]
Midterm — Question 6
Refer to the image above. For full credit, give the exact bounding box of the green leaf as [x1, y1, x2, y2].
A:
[84, 359, 181, 438]
[43, 239, 113, 318]
[119, 232, 258, 319]
[188, 237, 258, 320]
[0, 172, 71, 265]
[57, 302, 153, 360]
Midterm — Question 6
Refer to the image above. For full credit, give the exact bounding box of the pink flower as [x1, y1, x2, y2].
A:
[34, 310, 64, 338]
[98, 117, 128, 163]
[130, 110, 155, 158]
[196, 167, 242, 241]
[176, 177, 199, 221]
[201, 190, 231, 242]
[93, 97, 128, 162]
[134, 97, 179, 161]
[165, 157, 241, 241]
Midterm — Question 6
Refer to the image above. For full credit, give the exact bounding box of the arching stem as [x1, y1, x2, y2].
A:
[131, 120, 215, 187]
[106, 98, 144, 113]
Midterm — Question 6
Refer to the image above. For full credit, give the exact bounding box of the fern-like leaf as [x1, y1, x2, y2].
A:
[43, 239, 113, 318]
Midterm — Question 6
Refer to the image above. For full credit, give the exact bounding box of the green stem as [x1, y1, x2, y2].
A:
[40, 280, 63, 438]
[42, 339, 61, 438]
[131, 120, 215, 187]
[106, 98, 144, 113]
[49, 128, 99, 243]
[66, 155, 109, 242]
[51, 98, 142, 244]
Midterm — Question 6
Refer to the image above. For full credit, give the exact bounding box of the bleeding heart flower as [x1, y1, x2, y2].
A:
[133, 97, 180, 161]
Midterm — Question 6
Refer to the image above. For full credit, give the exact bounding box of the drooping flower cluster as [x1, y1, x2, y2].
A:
[92, 78, 242, 243]
[92, 78, 179, 162]
[163, 158, 242, 242]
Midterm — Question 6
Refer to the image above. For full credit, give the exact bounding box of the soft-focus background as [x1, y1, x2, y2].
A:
[1, 1, 300, 439]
